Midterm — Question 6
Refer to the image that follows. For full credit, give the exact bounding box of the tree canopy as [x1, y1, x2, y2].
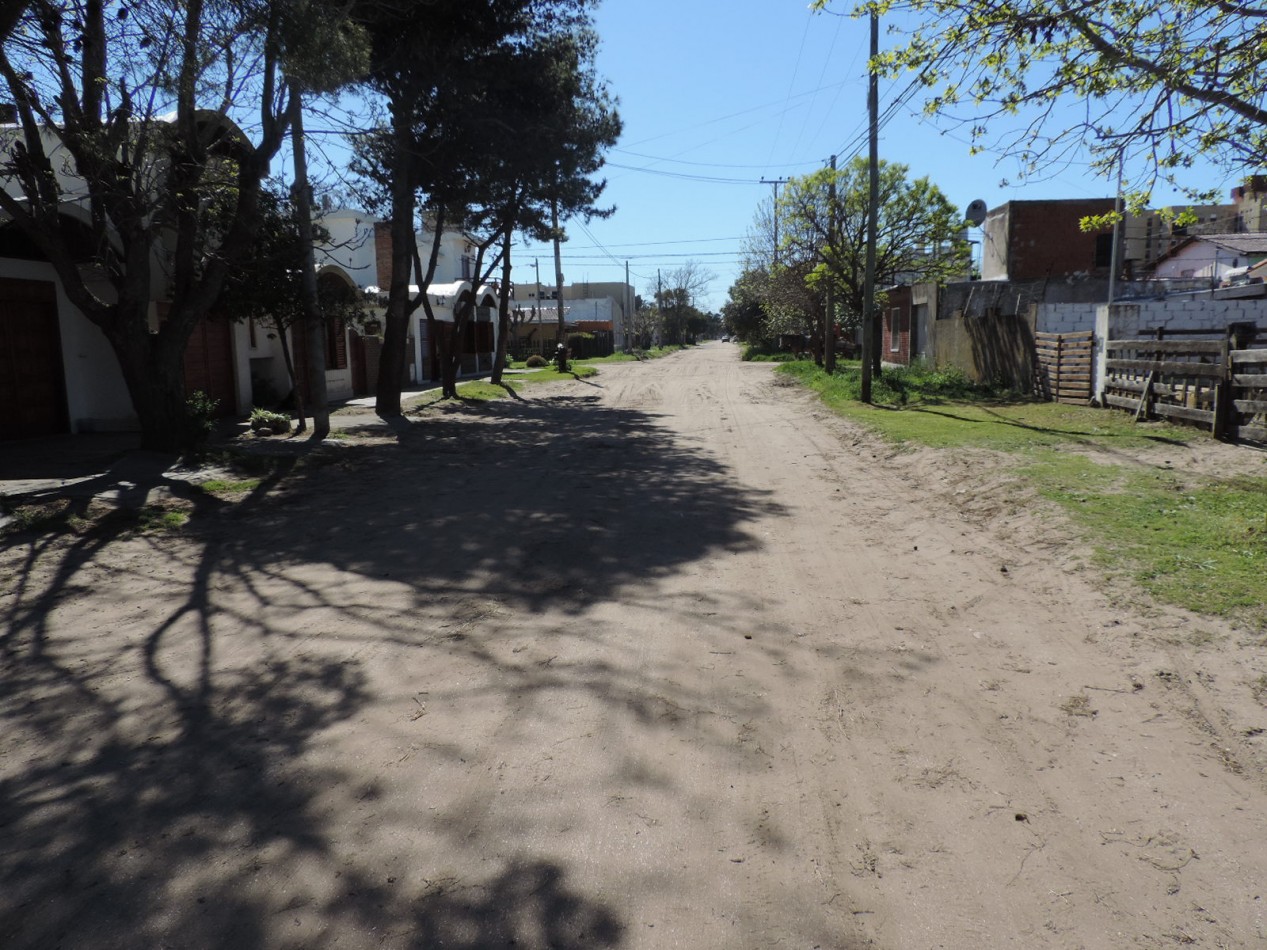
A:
[777, 157, 967, 324]
[829, 1, 1267, 207]
[0, 0, 294, 449]
[351, 0, 613, 412]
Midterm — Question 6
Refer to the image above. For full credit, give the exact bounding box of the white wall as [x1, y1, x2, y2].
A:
[1153, 243, 1243, 281]
[315, 209, 379, 290]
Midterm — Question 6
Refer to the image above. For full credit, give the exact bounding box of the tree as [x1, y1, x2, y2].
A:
[277, 0, 369, 438]
[218, 187, 366, 416]
[354, 0, 602, 417]
[730, 199, 827, 353]
[777, 157, 966, 371]
[721, 264, 822, 353]
[655, 261, 713, 345]
[0, 0, 292, 450]
[833, 1, 1267, 208]
[427, 28, 619, 393]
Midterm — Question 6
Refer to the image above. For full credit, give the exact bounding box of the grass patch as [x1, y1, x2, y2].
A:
[137, 506, 189, 533]
[1021, 452, 1267, 629]
[517, 364, 598, 384]
[776, 360, 1192, 451]
[199, 478, 263, 494]
[1, 498, 190, 539]
[1, 498, 75, 536]
[776, 358, 1260, 629]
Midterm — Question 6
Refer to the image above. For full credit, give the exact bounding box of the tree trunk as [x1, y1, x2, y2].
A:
[375, 100, 416, 418]
[275, 315, 306, 432]
[289, 94, 329, 439]
[109, 315, 195, 452]
[491, 230, 514, 385]
[438, 322, 459, 399]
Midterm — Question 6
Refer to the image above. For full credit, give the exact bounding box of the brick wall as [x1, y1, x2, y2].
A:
[883, 285, 912, 363]
[374, 221, 392, 288]
[984, 199, 1117, 280]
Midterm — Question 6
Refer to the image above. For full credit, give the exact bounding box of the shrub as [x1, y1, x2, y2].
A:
[525, 354, 547, 368]
[181, 390, 220, 448]
[249, 407, 291, 435]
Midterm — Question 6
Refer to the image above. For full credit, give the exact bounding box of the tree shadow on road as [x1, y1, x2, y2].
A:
[0, 392, 876, 948]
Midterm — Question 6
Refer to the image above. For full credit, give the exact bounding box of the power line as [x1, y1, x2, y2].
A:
[611, 148, 820, 171]
[604, 162, 771, 185]
[519, 235, 743, 251]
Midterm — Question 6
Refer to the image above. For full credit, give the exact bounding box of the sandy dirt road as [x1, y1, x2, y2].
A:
[3, 343, 1266, 949]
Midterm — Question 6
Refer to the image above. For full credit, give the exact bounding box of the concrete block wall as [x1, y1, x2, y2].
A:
[1035, 303, 1099, 335]
[1109, 299, 1267, 337]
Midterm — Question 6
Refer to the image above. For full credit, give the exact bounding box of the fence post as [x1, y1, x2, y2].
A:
[1212, 328, 1232, 441]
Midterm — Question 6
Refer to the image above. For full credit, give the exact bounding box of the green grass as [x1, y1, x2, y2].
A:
[1, 499, 189, 538]
[199, 478, 263, 494]
[776, 360, 1193, 451]
[137, 507, 189, 533]
[1021, 452, 1267, 629]
[411, 366, 599, 412]
[516, 364, 598, 384]
[776, 358, 1265, 630]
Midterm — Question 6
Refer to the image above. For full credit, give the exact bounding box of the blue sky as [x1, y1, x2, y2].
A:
[511, 0, 1234, 311]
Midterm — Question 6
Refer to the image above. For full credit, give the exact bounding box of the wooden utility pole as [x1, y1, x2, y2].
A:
[552, 196, 566, 350]
[825, 154, 837, 375]
[762, 177, 790, 266]
[861, 10, 879, 403]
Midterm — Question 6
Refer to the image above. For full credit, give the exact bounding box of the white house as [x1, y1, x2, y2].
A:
[1150, 233, 1267, 284]
[0, 120, 257, 437]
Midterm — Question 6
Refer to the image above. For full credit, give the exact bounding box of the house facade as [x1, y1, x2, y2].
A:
[0, 124, 257, 437]
[1149, 233, 1267, 285]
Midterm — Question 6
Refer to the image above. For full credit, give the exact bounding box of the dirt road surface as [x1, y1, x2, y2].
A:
[3, 343, 1266, 949]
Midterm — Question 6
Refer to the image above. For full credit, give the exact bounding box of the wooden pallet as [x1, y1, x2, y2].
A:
[1035, 330, 1093, 404]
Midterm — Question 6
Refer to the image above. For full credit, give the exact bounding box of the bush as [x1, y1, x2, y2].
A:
[525, 354, 547, 368]
[182, 390, 220, 448]
[742, 344, 799, 362]
[249, 407, 291, 435]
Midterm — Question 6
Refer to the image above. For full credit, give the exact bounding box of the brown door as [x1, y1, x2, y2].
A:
[0, 278, 68, 440]
[182, 315, 236, 416]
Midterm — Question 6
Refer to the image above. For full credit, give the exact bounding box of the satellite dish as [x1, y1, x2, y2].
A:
[965, 199, 988, 226]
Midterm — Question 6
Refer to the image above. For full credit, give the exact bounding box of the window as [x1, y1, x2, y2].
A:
[890, 308, 902, 352]
[325, 318, 347, 370]
[1094, 233, 1113, 268]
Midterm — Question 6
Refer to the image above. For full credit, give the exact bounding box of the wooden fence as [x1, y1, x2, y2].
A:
[1102, 327, 1267, 443]
[1035, 330, 1093, 403]
[1230, 346, 1267, 445]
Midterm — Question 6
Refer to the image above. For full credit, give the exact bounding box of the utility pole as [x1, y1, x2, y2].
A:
[551, 197, 566, 350]
[657, 268, 663, 347]
[825, 154, 837, 375]
[861, 9, 879, 404]
[533, 257, 541, 325]
[625, 259, 632, 351]
[762, 177, 790, 266]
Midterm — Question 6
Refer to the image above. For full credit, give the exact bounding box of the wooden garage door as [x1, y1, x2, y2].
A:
[0, 278, 67, 440]
[182, 314, 236, 416]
